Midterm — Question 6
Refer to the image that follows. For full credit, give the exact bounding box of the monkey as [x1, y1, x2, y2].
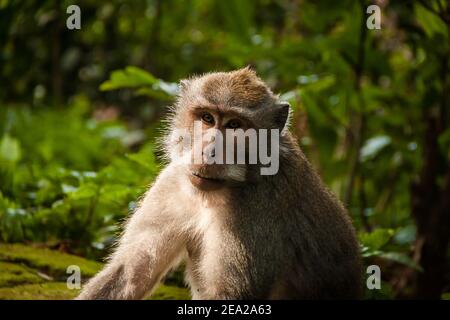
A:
[76, 67, 363, 300]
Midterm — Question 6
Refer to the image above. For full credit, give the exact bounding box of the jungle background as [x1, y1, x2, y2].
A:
[0, 0, 449, 300]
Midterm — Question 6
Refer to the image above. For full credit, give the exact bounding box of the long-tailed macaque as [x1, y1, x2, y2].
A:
[77, 67, 362, 299]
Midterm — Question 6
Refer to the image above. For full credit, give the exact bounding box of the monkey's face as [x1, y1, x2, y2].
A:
[171, 106, 249, 191]
[166, 67, 290, 191]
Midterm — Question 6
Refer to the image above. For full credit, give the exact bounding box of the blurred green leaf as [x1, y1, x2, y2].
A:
[414, 3, 448, 38]
[99, 66, 158, 91]
[99, 66, 177, 100]
[67, 183, 98, 201]
[359, 228, 395, 251]
[379, 252, 423, 272]
[0, 134, 21, 163]
[360, 136, 391, 162]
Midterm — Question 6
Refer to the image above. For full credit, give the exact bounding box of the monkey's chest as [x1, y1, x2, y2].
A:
[186, 219, 278, 299]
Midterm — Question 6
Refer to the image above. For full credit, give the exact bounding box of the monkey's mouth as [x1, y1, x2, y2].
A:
[191, 172, 224, 182]
[189, 171, 226, 191]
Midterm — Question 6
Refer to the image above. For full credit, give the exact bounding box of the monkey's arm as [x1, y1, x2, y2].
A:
[76, 185, 186, 300]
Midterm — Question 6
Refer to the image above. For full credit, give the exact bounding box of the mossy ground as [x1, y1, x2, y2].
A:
[0, 243, 190, 300]
[0, 243, 102, 278]
[149, 284, 191, 300]
[0, 262, 44, 287]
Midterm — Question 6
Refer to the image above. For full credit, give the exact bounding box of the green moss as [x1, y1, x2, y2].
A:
[0, 282, 79, 300]
[0, 244, 190, 300]
[0, 243, 102, 278]
[149, 284, 191, 300]
[0, 282, 190, 300]
[0, 262, 44, 287]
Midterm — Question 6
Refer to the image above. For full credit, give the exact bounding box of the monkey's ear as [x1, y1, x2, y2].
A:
[272, 102, 290, 131]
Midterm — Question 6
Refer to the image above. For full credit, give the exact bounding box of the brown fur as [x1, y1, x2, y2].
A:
[77, 68, 362, 300]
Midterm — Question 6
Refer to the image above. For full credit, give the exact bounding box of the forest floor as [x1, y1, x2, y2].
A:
[0, 243, 190, 300]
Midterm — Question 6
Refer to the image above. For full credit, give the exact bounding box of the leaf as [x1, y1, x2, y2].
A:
[99, 184, 133, 205]
[0, 191, 17, 211]
[61, 184, 78, 194]
[67, 183, 98, 201]
[361, 248, 384, 258]
[0, 134, 21, 163]
[125, 152, 156, 170]
[132, 81, 178, 99]
[134, 87, 173, 100]
[154, 81, 179, 96]
[414, 3, 448, 38]
[393, 225, 417, 245]
[359, 228, 394, 251]
[124, 66, 158, 84]
[99, 66, 158, 91]
[379, 252, 423, 272]
[301, 75, 336, 92]
[99, 66, 178, 100]
[360, 135, 391, 162]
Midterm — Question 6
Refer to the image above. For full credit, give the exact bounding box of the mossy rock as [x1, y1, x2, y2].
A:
[0, 243, 102, 278]
[0, 282, 80, 300]
[0, 262, 44, 287]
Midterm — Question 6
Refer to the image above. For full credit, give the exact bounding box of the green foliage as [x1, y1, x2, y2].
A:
[0, 100, 161, 257]
[360, 228, 422, 271]
[360, 228, 395, 252]
[100, 66, 178, 100]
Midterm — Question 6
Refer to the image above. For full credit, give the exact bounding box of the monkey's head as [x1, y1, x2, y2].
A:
[165, 67, 290, 191]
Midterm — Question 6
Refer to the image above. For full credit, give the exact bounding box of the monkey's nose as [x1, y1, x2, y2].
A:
[202, 145, 216, 162]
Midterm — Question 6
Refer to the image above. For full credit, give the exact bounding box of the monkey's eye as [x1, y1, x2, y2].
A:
[226, 119, 241, 129]
[201, 112, 214, 125]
